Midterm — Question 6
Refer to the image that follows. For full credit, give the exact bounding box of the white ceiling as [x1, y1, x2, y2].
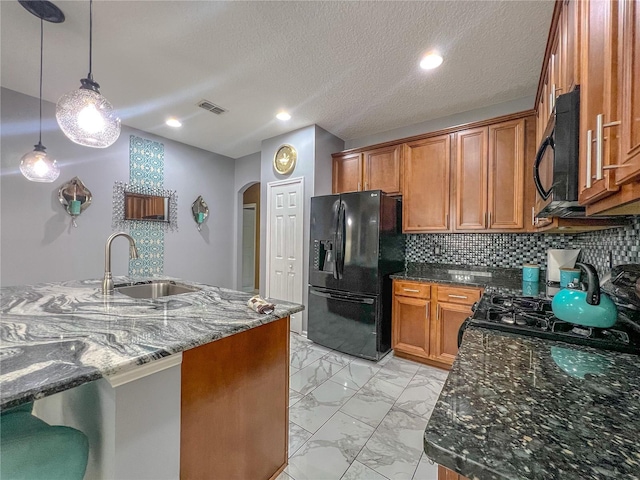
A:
[1, 0, 553, 159]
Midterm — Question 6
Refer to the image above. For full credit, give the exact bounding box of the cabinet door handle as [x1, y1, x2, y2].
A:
[531, 206, 538, 226]
[488, 212, 492, 228]
[586, 129, 593, 188]
[448, 294, 468, 299]
[403, 288, 420, 293]
[425, 303, 430, 320]
[364, 182, 368, 190]
[445, 213, 449, 228]
[357, 182, 361, 191]
[595, 113, 621, 181]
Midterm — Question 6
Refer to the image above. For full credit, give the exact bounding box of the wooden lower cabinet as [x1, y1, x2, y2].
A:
[392, 293, 430, 359]
[392, 280, 480, 369]
[438, 465, 470, 480]
[431, 302, 472, 365]
[181, 317, 289, 480]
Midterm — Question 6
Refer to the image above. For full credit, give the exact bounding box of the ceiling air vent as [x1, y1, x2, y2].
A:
[197, 100, 227, 115]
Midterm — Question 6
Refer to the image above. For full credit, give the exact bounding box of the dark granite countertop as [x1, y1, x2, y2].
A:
[391, 263, 549, 296]
[424, 327, 640, 480]
[0, 278, 303, 410]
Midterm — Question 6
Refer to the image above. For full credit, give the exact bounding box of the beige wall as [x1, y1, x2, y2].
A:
[243, 183, 261, 289]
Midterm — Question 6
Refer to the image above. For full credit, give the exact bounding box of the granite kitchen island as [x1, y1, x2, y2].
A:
[0, 278, 304, 479]
[424, 327, 640, 480]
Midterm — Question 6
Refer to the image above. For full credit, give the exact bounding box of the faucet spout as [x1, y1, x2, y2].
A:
[102, 232, 139, 295]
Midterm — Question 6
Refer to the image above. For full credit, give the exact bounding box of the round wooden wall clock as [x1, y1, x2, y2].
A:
[273, 144, 297, 175]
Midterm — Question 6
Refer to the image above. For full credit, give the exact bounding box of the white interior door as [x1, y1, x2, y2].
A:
[241, 205, 256, 292]
[267, 178, 304, 334]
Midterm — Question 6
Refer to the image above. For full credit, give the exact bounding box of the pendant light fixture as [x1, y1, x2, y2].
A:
[18, 1, 64, 183]
[56, 0, 120, 148]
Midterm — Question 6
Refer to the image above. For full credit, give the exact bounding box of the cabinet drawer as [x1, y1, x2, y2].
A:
[436, 286, 481, 305]
[394, 281, 431, 299]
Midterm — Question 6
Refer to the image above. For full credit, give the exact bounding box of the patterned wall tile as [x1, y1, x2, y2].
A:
[406, 217, 640, 276]
[128, 135, 165, 277]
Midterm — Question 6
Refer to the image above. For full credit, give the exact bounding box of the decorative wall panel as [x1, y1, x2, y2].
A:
[127, 135, 166, 277]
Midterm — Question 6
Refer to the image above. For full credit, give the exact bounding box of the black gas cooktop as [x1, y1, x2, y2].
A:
[463, 294, 640, 355]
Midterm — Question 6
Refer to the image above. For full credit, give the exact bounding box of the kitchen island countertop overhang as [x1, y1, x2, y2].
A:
[0, 277, 304, 410]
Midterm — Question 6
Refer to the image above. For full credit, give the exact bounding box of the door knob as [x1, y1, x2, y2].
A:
[289, 264, 293, 270]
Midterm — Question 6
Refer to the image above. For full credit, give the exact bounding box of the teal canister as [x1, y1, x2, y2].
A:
[551, 263, 618, 328]
[522, 264, 540, 282]
[560, 268, 581, 287]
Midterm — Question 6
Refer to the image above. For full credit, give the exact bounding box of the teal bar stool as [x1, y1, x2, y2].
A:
[1, 402, 89, 480]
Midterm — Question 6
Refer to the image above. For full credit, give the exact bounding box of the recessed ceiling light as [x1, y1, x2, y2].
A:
[276, 111, 291, 121]
[420, 52, 443, 70]
[166, 118, 182, 128]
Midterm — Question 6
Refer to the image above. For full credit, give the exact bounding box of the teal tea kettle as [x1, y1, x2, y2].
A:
[551, 263, 618, 328]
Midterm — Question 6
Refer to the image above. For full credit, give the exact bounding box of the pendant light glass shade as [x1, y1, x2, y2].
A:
[56, 0, 120, 148]
[56, 78, 120, 148]
[18, 7, 63, 183]
[20, 144, 60, 182]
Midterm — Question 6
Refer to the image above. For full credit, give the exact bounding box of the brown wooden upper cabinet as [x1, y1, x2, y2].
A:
[617, 0, 640, 185]
[455, 127, 487, 230]
[454, 119, 524, 231]
[403, 135, 451, 232]
[560, 0, 580, 93]
[488, 119, 525, 229]
[578, 0, 621, 205]
[332, 152, 362, 193]
[363, 145, 403, 195]
[582, 0, 640, 214]
[332, 145, 402, 195]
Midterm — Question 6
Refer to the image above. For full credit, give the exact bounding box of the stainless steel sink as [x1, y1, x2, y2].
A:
[116, 281, 200, 299]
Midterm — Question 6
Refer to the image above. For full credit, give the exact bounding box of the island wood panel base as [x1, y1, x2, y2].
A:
[438, 465, 470, 480]
[181, 317, 289, 480]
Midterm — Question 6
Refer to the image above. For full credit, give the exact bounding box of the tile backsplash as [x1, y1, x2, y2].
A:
[406, 217, 640, 276]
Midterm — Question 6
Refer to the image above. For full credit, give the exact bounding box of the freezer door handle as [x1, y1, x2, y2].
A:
[336, 202, 346, 280]
[332, 202, 340, 281]
[309, 289, 375, 304]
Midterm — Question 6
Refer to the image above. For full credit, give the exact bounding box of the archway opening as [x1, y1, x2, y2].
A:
[240, 183, 260, 293]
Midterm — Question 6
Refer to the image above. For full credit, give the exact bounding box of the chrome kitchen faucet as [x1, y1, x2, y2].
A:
[102, 232, 139, 295]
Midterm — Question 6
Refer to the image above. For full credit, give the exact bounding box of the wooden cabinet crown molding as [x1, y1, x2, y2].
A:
[332, 110, 535, 158]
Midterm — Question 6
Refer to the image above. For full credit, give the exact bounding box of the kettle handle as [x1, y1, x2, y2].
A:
[576, 263, 600, 305]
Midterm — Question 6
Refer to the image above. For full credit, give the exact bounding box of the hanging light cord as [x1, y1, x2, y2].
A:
[38, 17, 43, 146]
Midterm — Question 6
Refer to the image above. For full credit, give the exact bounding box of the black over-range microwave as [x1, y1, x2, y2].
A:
[533, 87, 583, 218]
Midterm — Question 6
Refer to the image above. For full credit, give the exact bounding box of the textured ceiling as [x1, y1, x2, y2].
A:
[1, 1, 553, 158]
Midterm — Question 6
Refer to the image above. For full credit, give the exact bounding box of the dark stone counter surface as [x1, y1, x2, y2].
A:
[391, 263, 547, 296]
[424, 327, 640, 480]
[0, 278, 303, 410]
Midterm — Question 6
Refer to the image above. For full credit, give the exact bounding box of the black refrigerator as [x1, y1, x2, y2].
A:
[308, 190, 405, 361]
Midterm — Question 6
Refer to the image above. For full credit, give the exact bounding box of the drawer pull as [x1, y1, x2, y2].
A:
[448, 294, 468, 299]
[403, 288, 420, 293]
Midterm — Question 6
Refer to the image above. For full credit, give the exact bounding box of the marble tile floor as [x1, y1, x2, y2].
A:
[279, 332, 447, 480]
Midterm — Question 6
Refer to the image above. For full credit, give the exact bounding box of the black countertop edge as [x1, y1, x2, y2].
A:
[391, 263, 547, 296]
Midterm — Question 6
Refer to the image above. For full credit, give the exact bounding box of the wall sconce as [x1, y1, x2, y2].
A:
[58, 177, 92, 227]
[191, 195, 209, 231]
